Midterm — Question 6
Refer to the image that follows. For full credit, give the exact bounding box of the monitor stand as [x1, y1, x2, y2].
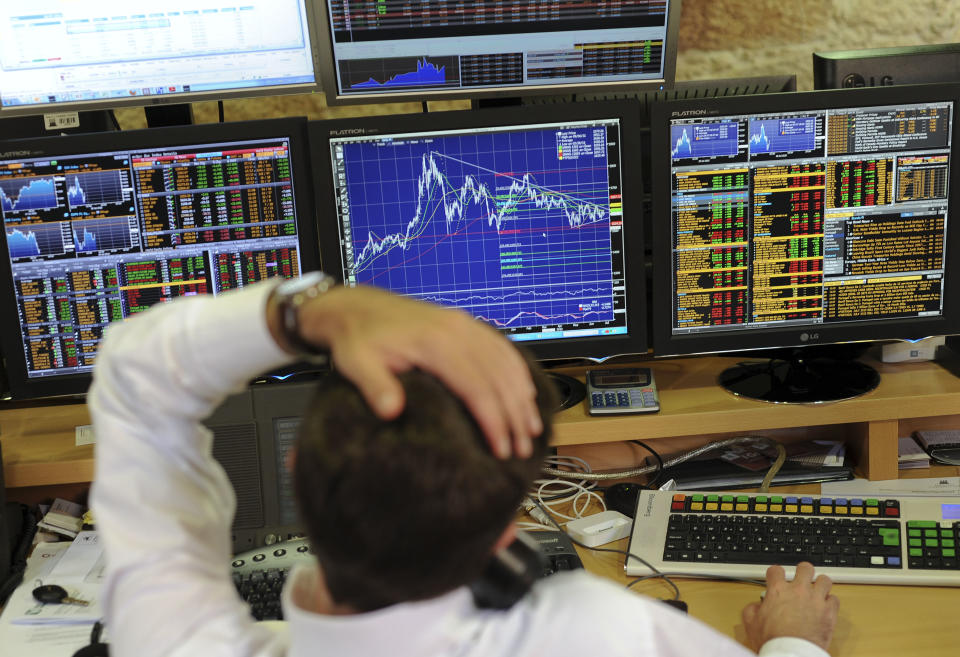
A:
[145, 104, 194, 128]
[718, 345, 879, 404]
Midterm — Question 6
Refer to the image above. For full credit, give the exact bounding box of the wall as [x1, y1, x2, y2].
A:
[114, 0, 960, 128]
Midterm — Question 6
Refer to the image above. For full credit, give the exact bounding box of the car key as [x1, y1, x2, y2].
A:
[32, 584, 90, 606]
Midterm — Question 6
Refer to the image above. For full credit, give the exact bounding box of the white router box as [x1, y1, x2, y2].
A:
[566, 510, 633, 547]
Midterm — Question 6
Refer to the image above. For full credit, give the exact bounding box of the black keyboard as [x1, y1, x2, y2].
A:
[232, 531, 582, 620]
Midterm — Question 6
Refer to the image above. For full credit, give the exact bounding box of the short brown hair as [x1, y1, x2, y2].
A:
[293, 357, 556, 611]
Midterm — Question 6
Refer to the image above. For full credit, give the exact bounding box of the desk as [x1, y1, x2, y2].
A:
[568, 479, 960, 657]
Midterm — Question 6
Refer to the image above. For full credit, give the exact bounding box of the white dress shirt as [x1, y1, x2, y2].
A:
[89, 281, 829, 657]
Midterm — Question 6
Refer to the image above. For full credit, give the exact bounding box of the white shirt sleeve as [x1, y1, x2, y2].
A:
[89, 282, 295, 657]
[760, 637, 832, 657]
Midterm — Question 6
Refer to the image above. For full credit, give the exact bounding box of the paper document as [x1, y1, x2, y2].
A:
[822, 477, 960, 498]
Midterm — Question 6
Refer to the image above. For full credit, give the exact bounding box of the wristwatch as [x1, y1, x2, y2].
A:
[273, 271, 337, 356]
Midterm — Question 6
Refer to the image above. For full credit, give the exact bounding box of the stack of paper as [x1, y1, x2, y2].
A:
[0, 532, 106, 656]
[898, 436, 931, 469]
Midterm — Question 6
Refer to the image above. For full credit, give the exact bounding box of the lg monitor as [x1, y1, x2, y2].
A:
[315, 0, 680, 105]
[311, 101, 647, 366]
[650, 84, 960, 402]
[814, 43, 960, 90]
[0, 118, 320, 399]
[0, 1, 322, 117]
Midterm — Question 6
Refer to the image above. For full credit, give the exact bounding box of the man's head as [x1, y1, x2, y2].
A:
[293, 355, 556, 612]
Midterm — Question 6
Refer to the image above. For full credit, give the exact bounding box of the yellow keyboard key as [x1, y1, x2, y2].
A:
[800, 505, 814, 513]
[819, 507, 833, 514]
[851, 507, 864, 515]
[706, 503, 719, 511]
[690, 502, 704, 511]
[770, 504, 783, 512]
[785, 505, 799, 513]
[835, 507, 848, 515]
[755, 504, 768, 512]
[736, 503, 748, 512]
[866, 507, 879, 516]
[720, 503, 734, 511]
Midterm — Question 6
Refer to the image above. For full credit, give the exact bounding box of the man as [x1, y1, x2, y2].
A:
[90, 277, 838, 657]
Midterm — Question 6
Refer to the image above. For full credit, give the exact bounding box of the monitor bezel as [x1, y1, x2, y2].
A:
[309, 100, 649, 362]
[0, 117, 321, 400]
[0, 2, 325, 118]
[649, 83, 960, 358]
[313, 0, 681, 106]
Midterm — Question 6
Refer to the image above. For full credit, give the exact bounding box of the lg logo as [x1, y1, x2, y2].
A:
[799, 332, 820, 342]
[842, 73, 894, 87]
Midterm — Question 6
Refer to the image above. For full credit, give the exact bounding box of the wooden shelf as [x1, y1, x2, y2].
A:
[0, 401, 92, 488]
[551, 352, 960, 480]
[2, 351, 959, 489]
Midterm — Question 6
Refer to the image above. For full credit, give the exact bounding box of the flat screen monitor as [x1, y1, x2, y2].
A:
[315, 0, 680, 105]
[813, 43, 960, 90]
[0, 1, 322, 116]
[0, 118, 320, 399]
[311, 101, 647, 362]
[650, 84, 960, 402]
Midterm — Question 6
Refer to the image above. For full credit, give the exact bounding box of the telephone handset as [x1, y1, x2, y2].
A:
[469, 531, 547, 610]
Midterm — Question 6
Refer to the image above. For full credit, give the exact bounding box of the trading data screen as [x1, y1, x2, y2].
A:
[324, 0, 673, 99]
[668, 100, 952, 335]
[329, 118, 630, 344]
[0, 1, 316, 110]
[0, 136, 304, 379]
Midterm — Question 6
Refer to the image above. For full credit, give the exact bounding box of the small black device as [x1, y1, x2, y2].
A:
[586, 367, 659, 415]
[813, 43, 960, 90]
[604, 482, 645, 518]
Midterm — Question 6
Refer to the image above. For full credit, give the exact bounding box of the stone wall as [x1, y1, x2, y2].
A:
[115, 0, 960, 128]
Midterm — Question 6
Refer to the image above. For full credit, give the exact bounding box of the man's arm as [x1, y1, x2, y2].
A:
[91, 279, 544, 656]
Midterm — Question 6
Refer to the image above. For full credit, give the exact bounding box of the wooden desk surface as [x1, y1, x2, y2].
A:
[569, 479, 960, 657]
[578, 538, 960, 657]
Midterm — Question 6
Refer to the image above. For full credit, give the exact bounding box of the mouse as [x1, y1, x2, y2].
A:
[604, 483, 644, 518]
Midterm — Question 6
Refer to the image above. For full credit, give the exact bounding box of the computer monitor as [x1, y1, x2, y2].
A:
[0, 118, 320, 399]
[311, 101, 647, 363]
[813, 43, 960, 90]
[650, 84, 960, 402]
[314, 0, 680, 105]
[0, 1, 322, 116]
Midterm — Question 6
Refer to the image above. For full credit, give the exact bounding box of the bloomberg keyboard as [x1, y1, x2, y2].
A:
[232, 530, 583, 620]
[625, 490, 960, 586]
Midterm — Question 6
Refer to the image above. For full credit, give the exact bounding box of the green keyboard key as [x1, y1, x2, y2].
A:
[691, 494, 704, 502]
[944, 549, 956, 558]
[722, 495, 734, 503]
[707, 495, 720, 502]
[926, 539, 939, 548]
[878, 528, 900, 546]
[910, 548, 923, 557]
[909, 538, 922, 547]
[756, 496, 768, 503]
[771, 496, 784, 503]
[866, 499, 879, 506]
[926, 529, 939, 538]
[908, 529, 921, 537]
[944, 539, 956, 548]
[907, 521, 938, 528]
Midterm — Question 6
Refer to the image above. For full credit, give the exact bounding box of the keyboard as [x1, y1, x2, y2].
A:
[231, 538, 315, 620]
[625, 490, 960, 586]
[232, 530, 582, 619]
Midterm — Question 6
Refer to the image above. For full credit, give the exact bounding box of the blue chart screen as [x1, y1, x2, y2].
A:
[671, 122, 738, 159]
[749, 117, 816, 154]
[333, 122, 628, 340]
[0, 177, 59, 212]
[351, 59, 447, 89]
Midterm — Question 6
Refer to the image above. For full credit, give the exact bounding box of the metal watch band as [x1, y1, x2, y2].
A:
[278, 273, 336, 356]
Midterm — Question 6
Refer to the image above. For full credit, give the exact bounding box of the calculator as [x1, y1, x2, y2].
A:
[586, 367, 660, 415]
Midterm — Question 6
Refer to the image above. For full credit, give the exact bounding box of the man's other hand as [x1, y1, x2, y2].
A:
[741, 562, 839, 653]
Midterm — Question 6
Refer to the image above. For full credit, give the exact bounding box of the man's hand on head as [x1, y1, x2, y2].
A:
[741, 562, 839, 653]
[268, 282, 542, 458]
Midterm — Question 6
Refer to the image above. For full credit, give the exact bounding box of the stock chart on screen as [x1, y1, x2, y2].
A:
[329, 118, 630, 343]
